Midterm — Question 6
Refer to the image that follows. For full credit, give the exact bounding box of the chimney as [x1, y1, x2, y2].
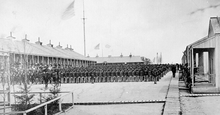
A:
[6, 32, 16, 39]
[120, 53, 123, 57]
[129, 53, 132, 58]
[69, 45, 74, 51]
[47, 40, 53, 47]
[65, 44, 69, 50]
[22, 34, 30, 42]
[35, 37, 42, 45]
[56, 42, 62, 49]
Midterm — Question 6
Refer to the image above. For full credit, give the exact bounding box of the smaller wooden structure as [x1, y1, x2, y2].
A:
[89, 55, 147, 65]
[182, 17, 220, 92]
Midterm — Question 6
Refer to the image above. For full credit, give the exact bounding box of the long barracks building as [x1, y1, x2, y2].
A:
[0, 35, 96, 67]
[88, 55, 147, 65]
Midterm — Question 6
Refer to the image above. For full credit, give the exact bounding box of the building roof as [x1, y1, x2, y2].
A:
[186, 17, 220, 49]
[0, 37, 94, 61]
[210, 17, 220, 34]
[88, 56, 145, 63]
[187, 36, 208, 48]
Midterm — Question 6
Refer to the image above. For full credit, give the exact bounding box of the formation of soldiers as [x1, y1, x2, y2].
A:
[9, 63, 171, 85]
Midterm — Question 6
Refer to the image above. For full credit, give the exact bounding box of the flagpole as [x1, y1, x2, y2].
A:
[83, 0, 86, 56]
[156, 53, 158, 64]
[102, 44, 103, 57]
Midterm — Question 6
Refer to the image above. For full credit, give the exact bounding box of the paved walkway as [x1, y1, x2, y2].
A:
[163, 73, 181, 115]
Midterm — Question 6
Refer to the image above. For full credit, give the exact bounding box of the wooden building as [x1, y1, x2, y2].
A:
[88, 54, 147, 65]
[182, 17, 220, 92]
[0, 35, 96, 68]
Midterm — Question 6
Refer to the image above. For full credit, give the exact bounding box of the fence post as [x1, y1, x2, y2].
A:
[59, 99, 62, 112]
[154, 76, 157, 84]
[45, 104, 47, 115]
[40, 93, 42, 103]
[72, 92, 74, 106]
[8, 92, 10, 106]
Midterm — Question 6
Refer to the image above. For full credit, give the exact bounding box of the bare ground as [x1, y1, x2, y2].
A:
[179, 81, 220, 115]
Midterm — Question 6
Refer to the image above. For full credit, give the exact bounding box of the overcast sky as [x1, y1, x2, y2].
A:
[0, 0, 220, 63]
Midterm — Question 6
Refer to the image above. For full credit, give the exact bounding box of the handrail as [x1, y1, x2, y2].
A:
[10, 91, 71, 94]
[25, 92, 72, 113]
[2, 92, 74, 115]
[1, 111, 25, 114]
[11, 91, 72, 104]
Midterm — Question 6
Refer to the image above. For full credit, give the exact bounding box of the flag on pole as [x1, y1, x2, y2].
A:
[61, 0, 75, 20]
[94, 44, 100, 50]
[105, 44, 111, 48]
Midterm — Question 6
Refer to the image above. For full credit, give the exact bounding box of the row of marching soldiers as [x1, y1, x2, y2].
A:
[9, 63, 171, 85]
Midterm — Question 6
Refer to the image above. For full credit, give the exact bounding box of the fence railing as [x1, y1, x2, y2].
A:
[10, 91, 71, 104]
[2, 91, 74, 115]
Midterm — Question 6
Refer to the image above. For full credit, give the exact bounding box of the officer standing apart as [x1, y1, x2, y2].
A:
[171, 65, 176, 78]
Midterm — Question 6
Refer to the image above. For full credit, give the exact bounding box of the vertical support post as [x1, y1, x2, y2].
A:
[72, 92, 74, 106]
[59, 99, 62, 112]
[6, 55, 11, 106]
[154, 76, 157, 84]
[32, 55, 34, 65]
[40, 93, 42, 103]
[37, 55, 39, 64]
[7, 92, 10, 106]
[45, 104, 47, 115]
[20, 54, 22, 66]
[47, 57, 49, 65]
[192, 48, 195, 86]
[41, 56, 43, 64]
[51, 57, 53, 65]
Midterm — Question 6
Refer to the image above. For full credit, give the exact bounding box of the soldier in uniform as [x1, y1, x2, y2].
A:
[112, 69, 116, 82]
[81, 70, 85, 83]
[75, 70, 79, 83]
[128, 69, 133, 82]
[125, 69, 129, 82]
[106, 70, 110, 82]
[69, 70, 74, 83]
[103, 70, 107, 82]
[144, 69, 148, 82]
[90, 70, 94, 83]
[84, 70, 88, 83]
[42, 66, 49, 89]
[171, 65, 176, 78]
[151, 68, 157, 84]
[139, 69, 144, 82]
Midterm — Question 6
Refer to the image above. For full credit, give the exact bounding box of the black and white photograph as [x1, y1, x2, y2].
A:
[0, 0, 220, 114]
